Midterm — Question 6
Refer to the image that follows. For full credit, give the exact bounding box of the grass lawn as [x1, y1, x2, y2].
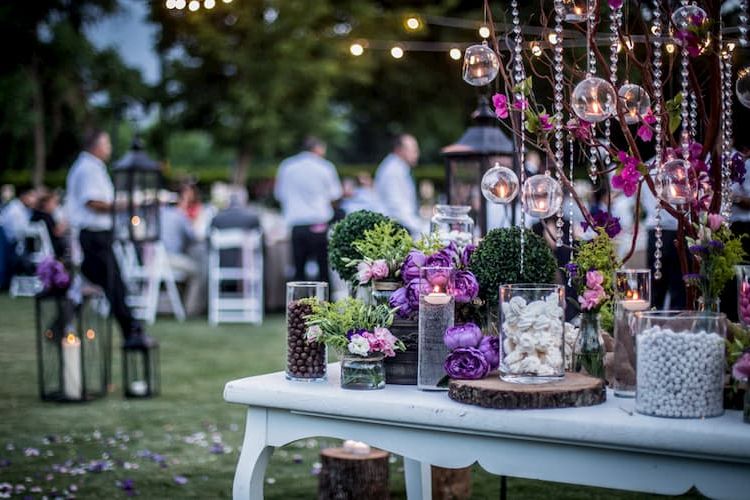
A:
[0, 294, 703, 499]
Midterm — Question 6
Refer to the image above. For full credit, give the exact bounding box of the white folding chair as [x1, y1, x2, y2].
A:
[9, 221, 54, 298]
[208, 228, 263, 325]
[113, 240, 185, 324]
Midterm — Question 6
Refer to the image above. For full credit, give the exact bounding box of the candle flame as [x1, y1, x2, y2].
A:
[131, 215, 141, 226]
[433, 285, 441, 293]
[66, 333, 77, 344]
[86, 329, 96, 340]
[626, 290, 640, 300]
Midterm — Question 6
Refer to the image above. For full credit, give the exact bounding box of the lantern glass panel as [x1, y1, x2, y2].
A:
[123, 344, 160, 398]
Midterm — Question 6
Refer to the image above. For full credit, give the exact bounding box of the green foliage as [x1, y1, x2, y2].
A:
[329, 210, 390, 282]
[413, 232, 444, 256]
[705, 230, 746, 299]
[303, 297, 399, 354]
[349, 221, 413, 275]
[666, 93, 684, 134]
[469, 227, 557, 304]
[571, 231, 620, 296]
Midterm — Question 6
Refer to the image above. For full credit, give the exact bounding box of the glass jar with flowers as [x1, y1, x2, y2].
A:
[303, 298, 405, 390]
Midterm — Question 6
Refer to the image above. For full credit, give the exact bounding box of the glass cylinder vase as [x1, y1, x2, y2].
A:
[736, 265, 750, 326]
[430, 205, 474, 247]
[371, 280, 400, 307]
[340, 354, 386, 390]
[499, 284, 565, 383]
[634, 311, 726, 418]
[613, 269, 651, 397]
[574, 311, 605, 379]
[286, 282, 328, 382]
[417, 267, 455, 390]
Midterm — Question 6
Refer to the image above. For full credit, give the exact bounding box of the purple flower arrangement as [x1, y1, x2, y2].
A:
[442, 323, 498, 380]
[389, 243, 479, 319]
[36, 257, 70, 292]
[580, 209, 621, 238]
[732, 350, 750, 383]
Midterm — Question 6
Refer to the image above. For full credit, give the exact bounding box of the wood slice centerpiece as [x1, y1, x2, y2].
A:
[318, 447, 390, 499]
[448, 372, 606, 409]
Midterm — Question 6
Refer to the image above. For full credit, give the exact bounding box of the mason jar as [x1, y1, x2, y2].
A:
[286, 282, 327, 381]
[634, 311, 726, 418]
[430, 205, 474, 247]
[499, 284, 565, 383]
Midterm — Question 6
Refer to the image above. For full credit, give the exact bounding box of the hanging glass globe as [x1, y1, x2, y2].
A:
[462, 42, 500, 87]
[481, 164, 519, 204]
[522, 174, 563, 219]
[661, 158, 694, 206]
[618, 83, 651, 125]
[736, 66, 750, 109]
[572, 77, 617, 123]
[560, 0, 590, 23]
[671, 5, 707, 31]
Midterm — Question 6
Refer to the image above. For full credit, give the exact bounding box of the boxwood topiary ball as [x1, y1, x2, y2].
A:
[329, 210, 391, 283]
[469, 227, 557, 304]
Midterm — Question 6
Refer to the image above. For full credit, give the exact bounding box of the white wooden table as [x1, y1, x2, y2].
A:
[224, 364, 750, 500]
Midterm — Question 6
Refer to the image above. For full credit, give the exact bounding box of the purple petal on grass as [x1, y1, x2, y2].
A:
[173, 475, 189, 486]
[209, 443, 225, 455]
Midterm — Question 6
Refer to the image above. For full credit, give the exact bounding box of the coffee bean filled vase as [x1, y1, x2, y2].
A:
[286, 282, 328, 381]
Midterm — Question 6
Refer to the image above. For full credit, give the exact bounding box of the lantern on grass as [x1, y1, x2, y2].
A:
[123, 340, 160, 398]
[113, 138, 162, 243]
[442, 96, 515, 235]
[35, 288, 112, 402]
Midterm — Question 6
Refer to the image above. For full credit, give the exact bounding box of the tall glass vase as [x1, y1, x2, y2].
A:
[574, 311, 605, 379]
[613, 269, 651, 397]
[417, 267, 455, 390]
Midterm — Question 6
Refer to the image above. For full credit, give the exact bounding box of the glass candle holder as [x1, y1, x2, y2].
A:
[634, 311, 726, 418]
[286, 282, 328, 382]
[430, 205, 474, 247]
[613, 269, 651, 397]
[340, 353, 386, 390]
[417, 267, 455, 390]
[499, 284, 565, 383]
[736, 265, 750, 327]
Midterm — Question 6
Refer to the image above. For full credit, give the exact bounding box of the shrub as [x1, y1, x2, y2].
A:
[469, 227, 557, 304]
[329, 210, 390, 283]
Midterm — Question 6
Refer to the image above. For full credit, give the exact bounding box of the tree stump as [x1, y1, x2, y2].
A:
[318, 447, 390, 499]
[431, 466, 472, 500]
[448, 372, 606, 409]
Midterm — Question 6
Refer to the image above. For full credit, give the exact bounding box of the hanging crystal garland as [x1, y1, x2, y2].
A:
[652, 0, 665, 280]
[511, 0, 526, 273]
[568, 135, 575, 250]
[741, 0, 749, 47]
[721, 38, 735, 218]
[553, 0, 566, 247]
[604, 0, 623, 175]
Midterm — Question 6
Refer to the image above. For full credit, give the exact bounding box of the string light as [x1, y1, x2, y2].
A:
[188, 0, 200, 11]
[350, 43, 364, 56]
[449, 48, 462, 60]
[166, 0, 177, 9]
[390, 46, 404, 59]
[530, 42, 542, 57]
[204, 0, 215, 9]
[665, 42, 676, 54]
[548, 32, 559, 45]
[175, 0, 186, 9]
[405, 17, 421, 31]
[478, 25, 491, 39]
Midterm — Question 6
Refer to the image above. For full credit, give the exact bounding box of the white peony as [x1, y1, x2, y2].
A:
[347, 334, 370, 357]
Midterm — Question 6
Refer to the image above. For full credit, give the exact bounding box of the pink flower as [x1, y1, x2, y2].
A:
[513, 98, 528, 111]
[585, 270, 604, 289]
[539, 113, 554, 131]
[611, 166, 640, 197]
[642, 108, 656, 125]
[373, 327, 398, 357]
[637, 124, 653, 142]
[370, 260, 389, 280]
[707, 213, 724, 231]
[357, 262, 373, 284]
[492, 93, 509, 120]
[579, 288, 605, 310]
[608, 0, 623, 9]
[566, 118, 592, 142]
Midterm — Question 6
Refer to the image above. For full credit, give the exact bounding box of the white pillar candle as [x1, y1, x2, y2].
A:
[622, 299, 649, 312]
[62, 334, 82, 400]
[424, 292, 452, 305]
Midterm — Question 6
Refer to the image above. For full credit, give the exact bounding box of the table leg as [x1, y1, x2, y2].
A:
[233, 407, 274, 500]
[404, 458, 432, 500]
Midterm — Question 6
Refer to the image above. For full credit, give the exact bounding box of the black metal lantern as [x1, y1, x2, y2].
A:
[123, 341, 160, 398]
[441, 95, 515, 235]
[35, 288, 112, 402]
[113, 138, 162, 243]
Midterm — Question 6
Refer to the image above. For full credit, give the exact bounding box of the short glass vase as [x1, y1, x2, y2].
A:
[341, 354, 386, 390]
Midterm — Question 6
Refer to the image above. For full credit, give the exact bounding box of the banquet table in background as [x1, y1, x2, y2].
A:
[224, 364, 750, 500]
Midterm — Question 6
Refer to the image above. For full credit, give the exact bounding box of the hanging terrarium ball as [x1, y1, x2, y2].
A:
[522, 175, 563, 219]
[618, 83, 651, 125]
[462, 42, 500, 87]
[572, 77, 617, 123]
[481, 164, 519, 204]
[671, 4, 708, 30]
[560, 0, 590, 23]
[661, 158, 693, 206]
[737, 66, 750, 109]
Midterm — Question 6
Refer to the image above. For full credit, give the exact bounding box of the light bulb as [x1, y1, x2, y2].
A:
[405, 17, 421, 30]
[350, 43, 364, 56]
[478, 25, 491, 39]
[390, 46, 404, 59]
[531, 43, 542, 57]
[449, 48, 462, 60]
[204, 0, 215, 9]
[548, 32, 559, 45]
[188, 0, 200, 11]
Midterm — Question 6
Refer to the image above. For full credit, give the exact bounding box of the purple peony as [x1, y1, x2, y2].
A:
[730, 152, 747, 185]
[444, 323, 483, 350]
[732, 351, 750, 382]
[581, 209, 621, 238]
[450, 270, 479, 303]
[389, 278, 421, 319]
[478, 335, 500, 370]
[370, 259, 389, 280]
[444, 347, 490, 380]
[401, 250, 426, 282]
[36, 257, 70, 291]
[460, 244, 476, 268]
[425, 246, 456, 268]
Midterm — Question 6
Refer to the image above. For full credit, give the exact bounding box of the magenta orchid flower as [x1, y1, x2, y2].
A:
[513, 98, 529, 111]
[539, 113, 554, 131]
[608, 0, 623, 9]
[492, 93, 509, 119]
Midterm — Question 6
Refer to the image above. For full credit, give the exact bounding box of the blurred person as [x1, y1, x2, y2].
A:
[161, 188, 206, 317]
[0, 184, 15, 210]
[30, 190, 68, 259]
[0, 187, 37, 288]
[340, 172, 381, 214]
[66, 129, 151, 347]
[374, 134, 424, 235]
[274, 136, 342, 282]
[211, 187, 260, 231]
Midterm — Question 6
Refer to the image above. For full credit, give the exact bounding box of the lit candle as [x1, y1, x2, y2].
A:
[669, 185, 686, 204]
[129, 380, 148, 396]
[622, 290, 649, 311]
[494, 182, 509, 199]
[424, 285, 451, 305]
[530, 194, 548, 216]
[62, 333, 82, 400]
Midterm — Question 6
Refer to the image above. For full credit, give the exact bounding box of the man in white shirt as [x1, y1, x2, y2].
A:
[274, 137, 342, 283]
[66, 130, 149, 347]
[0, 188, 37, 287]
[374, 134, 424, 235]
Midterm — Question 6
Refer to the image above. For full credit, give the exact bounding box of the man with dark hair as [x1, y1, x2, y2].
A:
[374, 133, 424, 235]
[274, 136, 342, 282]
[66, 129, 150, 347]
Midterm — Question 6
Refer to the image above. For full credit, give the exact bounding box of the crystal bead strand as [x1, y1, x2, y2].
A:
[512, 0, 526, 273]
[740, 0, 749, 47]
[679, 0, 691, 161]
[721, 41, 734, 218]
[652, 0, 665, 280]
[568, 134, 575, 279]
[553, 0, 566, 247]
[587, 0, 599, 183]
[604, 0, 623, 173]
